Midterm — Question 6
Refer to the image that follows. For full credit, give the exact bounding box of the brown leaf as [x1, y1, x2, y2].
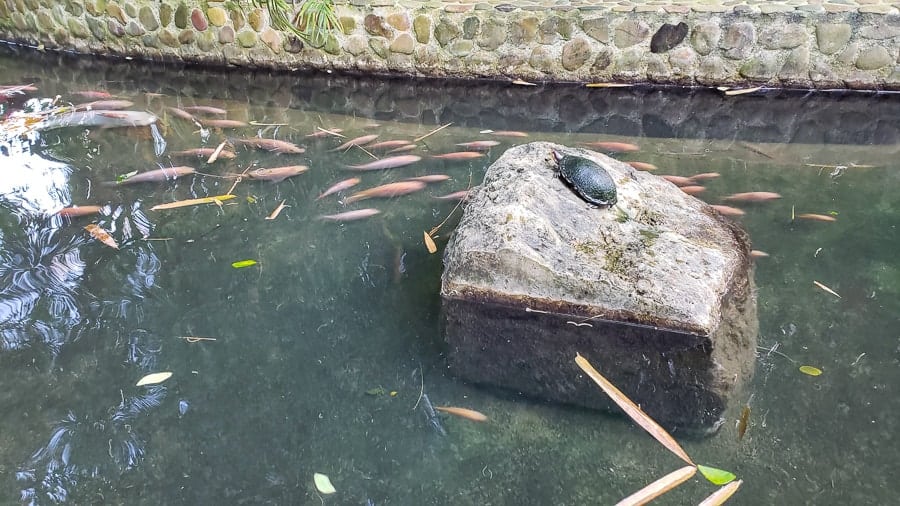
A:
[615, 466, 697, 506]
[697, 480, 743, 506]
[265, 200, 288, 220]
[575, 354, 694, 466]
[424, 231, 437, 254]
[84, 224, 119, 249]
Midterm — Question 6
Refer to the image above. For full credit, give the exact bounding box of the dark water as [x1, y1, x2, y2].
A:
[1, 45, 899, 505]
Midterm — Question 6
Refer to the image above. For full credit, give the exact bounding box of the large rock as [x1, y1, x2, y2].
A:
[441, 142, 757, 431]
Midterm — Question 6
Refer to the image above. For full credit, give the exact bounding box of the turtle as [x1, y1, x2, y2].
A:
[552, 150, 617, 208]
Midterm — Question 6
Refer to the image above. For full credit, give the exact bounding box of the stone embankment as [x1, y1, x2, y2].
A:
[1, 0, 899, 89]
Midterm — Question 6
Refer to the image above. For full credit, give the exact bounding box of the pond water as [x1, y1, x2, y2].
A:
[1, 44, 899, 505]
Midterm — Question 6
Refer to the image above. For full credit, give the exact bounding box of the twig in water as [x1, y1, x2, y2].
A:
[414, 122, 452, 143]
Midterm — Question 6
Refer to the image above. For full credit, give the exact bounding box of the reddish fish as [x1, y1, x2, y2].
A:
[690, 172, 721, 181]
[660, 175, 695, 186]
[182, 105, 227, 115]
[366, 140, 414, 151]
[627, 161, 658, 171]
[345, 155, 422, 171]
[246, 165, 309, 182]
[202, 119, 248, 129]
[723, 191, 782, 202]
[710, 205, 746, 217]
[231, 137, 305, 154]
[71, 90, 112, 99]
[117, 166, 196, 184]
[316, 177, 361, 200]
[796, 213, 836, 222]
[680, 185, 706, 195]
[491, 131, 529, 138]
[386, 144, 418, 154]
[75, 99, 134, 110]
[580, 141, 640, 152]
[166, 107, 197, 121]
[170, 148, 236, 159]
[406, 175, 451, 183]
[331, 134, 379, 151]
[750, 250, 769, 258]
[319, 208, 381, 221]
[343, 181, 427, 204]
[56, 205, 103, 217]
[431, 151, 484, 160]
[434, 190, 470, 201]
[456, 140, 500, 150]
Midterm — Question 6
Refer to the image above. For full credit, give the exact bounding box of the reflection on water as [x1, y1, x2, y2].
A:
[1, 45, 899, 505]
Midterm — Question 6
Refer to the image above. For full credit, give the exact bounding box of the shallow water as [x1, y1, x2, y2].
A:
[1, 45, 899, 505]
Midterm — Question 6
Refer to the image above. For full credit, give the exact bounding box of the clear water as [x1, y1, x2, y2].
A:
[1, 45, 899, 505]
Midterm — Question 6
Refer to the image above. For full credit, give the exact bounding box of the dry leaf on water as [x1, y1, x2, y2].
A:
[313, 473, 336, 494]
[424, 231, 437, 254]
[84, 224, 119, 249]
[136, 371, 173, 386]
[615, 466, 697, 506]
[697, 480, 743, 506]
[265, 200, 288, 220]
[575, 353, 694, 466]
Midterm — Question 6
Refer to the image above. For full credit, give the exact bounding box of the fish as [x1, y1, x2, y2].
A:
[749, 250, 769, 258]
[246, 165, 309, 182]
[182, 105, 228, 115]
[660, 175, 694, 186]
[710, 205, 746, 217]
[796, 213, 837, 222]
[201, 119, 248, 128]
[434, 190, 470, 201]
[690, 172, 721, 181]
[386, 144, 418, 154]
[345, 155, 422, 171]
[680, 185, 706, 195]
[435, 406, 489, 422]
[56, 205, 103, 217]
[420, 394, 447, 436]
[117, 166, 196, 184]
[37, 110, 157, 131]
[331, 134, 379, 151]
[343, 181, 427, 204]
[579, 141, 640, 152]
[75, 99, 134, 110]
[306, 128, 344, 138]
[723, 191, 782, 202]
[316, 177, 361, 200]
[166, 106, 197, 121]
[456, 140, 501, 150]
[319, 208, 381, 221]
[71, 90, 113, 99]
[170, 148, 236, 159]
[231, 137, 305, 154]
[430, 151, 484, 160]
[627, 161, 658, 171]
[365, 140, 414, 150]
[491, 130, 529, 138]
[406, 175, 451, 183]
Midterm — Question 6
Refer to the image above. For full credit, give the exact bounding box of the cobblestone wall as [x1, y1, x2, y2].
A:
[1, 0, 899, 89]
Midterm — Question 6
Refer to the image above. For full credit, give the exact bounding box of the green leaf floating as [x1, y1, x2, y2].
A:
[231, 259, 258, 268]
[697, 465, 736, 486]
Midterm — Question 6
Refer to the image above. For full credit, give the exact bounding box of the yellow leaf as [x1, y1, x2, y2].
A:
[615, 466, 696, 506]
[136, 371, 173, 386]
[151, 194, 235, 211]
[231, 259, 258, 268]
[799, 365, 823, 376]
[84, 224, 119, 249]
[575, 354, 694, 466]
[424, 231, 437, 254]
[313, 473, 336, 494]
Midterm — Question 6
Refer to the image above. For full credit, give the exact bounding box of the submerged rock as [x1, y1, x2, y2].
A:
[441, 142, 757, 432]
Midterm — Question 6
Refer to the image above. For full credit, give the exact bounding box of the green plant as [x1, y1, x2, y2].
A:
[246, 0, 339, 47]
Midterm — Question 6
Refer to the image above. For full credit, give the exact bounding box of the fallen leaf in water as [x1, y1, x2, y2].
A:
[616, 466, 696, 506]
[799, 365, 823, 376]
[151, 194, 235, 210]
[737, 405, 751, 441]
[313, 473, 336, 494]
[136, 371, 173, 386]
[84, 224, 119, 249]
[231, 259, 258, 268]
[697, 465, 737, 486]
[724, 86, 762, 96]
[813, 280, 841, 298]
[265, 200, 288, 220]
[424, 231, 437, 254]
[697, 479, 743, 506]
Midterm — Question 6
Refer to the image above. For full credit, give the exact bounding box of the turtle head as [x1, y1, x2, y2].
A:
[551, 149, 565, 163]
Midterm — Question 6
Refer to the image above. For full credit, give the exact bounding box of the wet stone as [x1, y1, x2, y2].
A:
[510, 16, 539, 44]
[434, 19, 460, 47]
[529, 45, 554, 72]
[344, 34, 368, 56]
[365, 14, 392, 38]
[125, 20, 145, 37]
[582, 17, 609, 43]
[174, 4, 188, 29]
[108, 19, 125, 37]
[218, 25, 234, 44]
[815, 23, 850, 55]
[207, 7, 227, 27]
[478, 20, 506, 50]
[160, 28, 179, 47]
[722, 22, 755, 59]
[463, 17, 479, 40]
[159, 3, 172, 27]
[386, 12, 410, 31]
[614, 19, 650, 48]
[67, 18, 89, 39]
[448, 39, 474, 57]
[370, 37, 389, 58]
[141, 33, 158, 48]
[191, 8, 207, 31]
[390, 32, 415, 54]
[236, 29, 257, 48]
[139, 6, 159, 32]
[857, 45, 892, 70]
[413, 15, 430, 43]
[838, 42, 859, 66]
[650, 21, 688, 53]
[178, 28, 193, 44]
[561, 37, 592, 71]
[260, 28, 282, 54]
[759, 24, 807, 50]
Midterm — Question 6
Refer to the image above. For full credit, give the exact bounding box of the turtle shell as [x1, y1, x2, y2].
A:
[554, 152, 617, 207]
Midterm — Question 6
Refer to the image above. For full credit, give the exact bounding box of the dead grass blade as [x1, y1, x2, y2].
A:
[413, 122, 452, 143]
[151, 194, 235, 210]
[697, 480, 743, 506]
[207, 141, 227, 164]
[424, 231, 437, 254]
[813, 280, 841, 298]
[266, 200, 288, 220]
[614, 466, 697, 506]
[575, 353, 694, 466]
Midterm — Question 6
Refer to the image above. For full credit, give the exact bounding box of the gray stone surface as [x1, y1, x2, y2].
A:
[441, 142, 757, 430]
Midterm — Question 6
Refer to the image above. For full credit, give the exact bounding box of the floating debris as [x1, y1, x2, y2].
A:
[136, 371, 173, 386]
[799, 365, 823, 376]
[84, 224, 118, 249]
[151, 194, 235, 211]
[316, 178, 361, 200]
[813, 280, 841, 298]
[265, 200, 288, 220]
[434, 406, 488, 422]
